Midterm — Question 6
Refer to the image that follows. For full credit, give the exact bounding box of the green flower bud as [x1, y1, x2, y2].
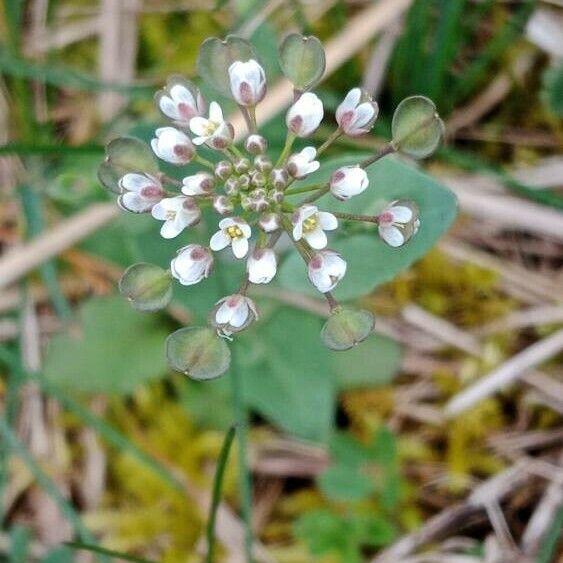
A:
[234, 157, 250, 174]
[279, 33, 326, 92]
[197, 35, 258, 98]
[119, 263, 172, 312]
[98, 137, 158, 194]
[215, 160, 233, 181]
[321, 308, 375, 351]
[392, 96, 444, 159]
[166, 327, 231, 380]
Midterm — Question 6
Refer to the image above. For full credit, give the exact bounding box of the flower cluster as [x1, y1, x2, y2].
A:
[101, 34, 443, 379]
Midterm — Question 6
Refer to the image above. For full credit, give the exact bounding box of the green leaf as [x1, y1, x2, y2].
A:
[329, 432, 373, 466]
[237, 306, 336, 443]
[319, 463, 375, 501]
[542, 63, 563, 117]
[44, 296, 169, 395]
[356, 515, 397, 547]
[280, 154, 458, 300]
[64, 543, 157, 563]
[333, 334, 402, 390]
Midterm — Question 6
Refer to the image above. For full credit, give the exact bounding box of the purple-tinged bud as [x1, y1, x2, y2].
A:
[238, 174, 251, 190]
[245, 134, 268, 154]
[213, 195, 234, 216]
[234, 157, 251, 174]
[250, 171, 266, 187]
[286, 92, 324, 137]
[308, 250, 347, 293]
[228, 59, 266, 107]
[329, 166, 369, 201]
[287, 146, 319, 179]
[170, 244, 214, 286]
[377, 200, 420, 248]
[118, 173, 165, 213]
[269, 189, 284, 204]
[210, 294, 258, 336]
[155, 76, 206, 127]
[151, 127, 195, 165]
[259, 212, 280, 233]
[247, 248, 277, 284]
[214, 160, 233, 181]
[270, 168, 289, 190]
[224, 177, 240, 196]
[254, 154, 273, 173]
[336, 88, 379, 137]
[182, 172, 215, 196]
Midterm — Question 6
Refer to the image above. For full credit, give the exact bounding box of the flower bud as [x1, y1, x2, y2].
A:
[259, 212, 280, 233]
[213, 195, 234, 215]
[279, 34, 326, 92]
[215, 160, 233, 180]
[155, 75, 206, 127]
[336, 88, 379, 137]
[117, 173, 165, 213]
[270, 168, 289, 190]
[247, 248, 277, 284]
[224, 177, 240, 196]
[210, 294, 258, 336]
[166, 327, 230, 380]
[329, 166, 369, 201]
[308, 250, 347, 293]
[234, 157, 250, 174]
[228, 59, 266, 107]
[269, 189, 284, 204]
[170, 244, 214, 286]
[392, 96, 444, 159]
[254, 154, 272, 173]
[119, 263, 172, 312]
[321, 308, 375, 351]
[241, 189, 268, 212]
[287, 147, 319, 179]
[238, 174, 251, 190]
[250, 170, 266, 187]
[377, 200, 420, 248]
[286, 92, 324, 137]
[245, 134, 267, 154]
[151, 127, 194, 165]
[182, 172, 215, 196]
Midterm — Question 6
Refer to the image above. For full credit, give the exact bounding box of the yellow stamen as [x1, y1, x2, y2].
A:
[303, 215, 318, 233]
[226, 225, 243, 240]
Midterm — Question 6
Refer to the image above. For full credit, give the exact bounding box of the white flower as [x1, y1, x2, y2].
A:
[378, 200, 420, 248]
[212, 294, 258, 335]
[117, 173, 164, 213]
[247, 248, 277, 284]
[228, 59, 266, 107]
[213, 195, 234, 216]
[292, 205, 338, 250]
[259, 213, 280, 233]
[329, 166, 369, 201]
[151, 196, 201, 239]
[308, 250, 347, 293]
[151, 127, 194, 165]
[189, 102, 234, 149]
[210, 217, 251, 259]
[286, 92, 324, 137]
[171, 245, 213, 286]
[287, 147, 320, 179]
[181, 172, 215, 196]
[155, 77, 205, 127]
[336, 88, 378, 136]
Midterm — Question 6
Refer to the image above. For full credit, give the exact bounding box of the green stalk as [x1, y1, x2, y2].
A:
[230, 347, 254, 562]
[275, 133, 296, 168]
[206, 425, 236, 563]
[285, 183, 323, 196]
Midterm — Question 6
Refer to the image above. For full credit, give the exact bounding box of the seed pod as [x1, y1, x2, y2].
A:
[279, 33, 326, 92]
[119, 263, 172, 312]
[392, 96, 444, 159]
[166, 327, 231, 380]
[321, 308, 375, 351]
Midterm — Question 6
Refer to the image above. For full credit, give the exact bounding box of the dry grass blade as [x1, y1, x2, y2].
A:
[445, 328, 563, 417]
[0, 203, 118, 290]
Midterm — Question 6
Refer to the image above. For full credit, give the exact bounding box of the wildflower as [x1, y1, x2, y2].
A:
[182, 172, 215, 196]
[292, 205, 337, 249]
[329, 166, 369, 200]
[228, 59, 266, 106]
[151, 127, 194, 165]
[286, 92, 324, 137]
[151, 196, 201, 239]
[247, 248, 277, 284]
[117, 173, 164, 213]
[287, 147, 320, 179]
[378, 200, 420, 247]
[308, 250, 347, 293]
[336, 88, 378, 136]
[155, 77, 205, 127]
[211, 294, 258, 335]
[190, 102, 234, 149]
[210, 217, 251, 258]
[171, 245, 213, 286]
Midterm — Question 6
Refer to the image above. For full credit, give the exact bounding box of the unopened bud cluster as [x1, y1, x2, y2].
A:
[99, 33, 443, 379]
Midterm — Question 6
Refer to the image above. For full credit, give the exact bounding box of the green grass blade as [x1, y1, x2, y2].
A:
[65, 543, 158, 563]
[538, 506, 563, 563]
[0, 418, 94, 544]
[206, 425, 236, 563]
[0, 54, 154, 97]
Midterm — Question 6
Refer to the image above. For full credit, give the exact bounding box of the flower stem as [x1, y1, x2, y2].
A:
[206, 425, 236, 563]
[284, 183, 323, 196]
[195, 155, 216, 169]
[316, 128, 341, 156]
[331, 211, 379, 224]
[275, 133, 296, 168]
[230, 350, 254, 563]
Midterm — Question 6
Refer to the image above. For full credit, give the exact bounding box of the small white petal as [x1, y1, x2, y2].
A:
[380, 225, 405, 247]
[210, 231, 230, 251]
[318, 212, 338, 231]
[304, 228, 328, 250]
[232, 237, 249, 259]
[390, 205, 413, 223]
